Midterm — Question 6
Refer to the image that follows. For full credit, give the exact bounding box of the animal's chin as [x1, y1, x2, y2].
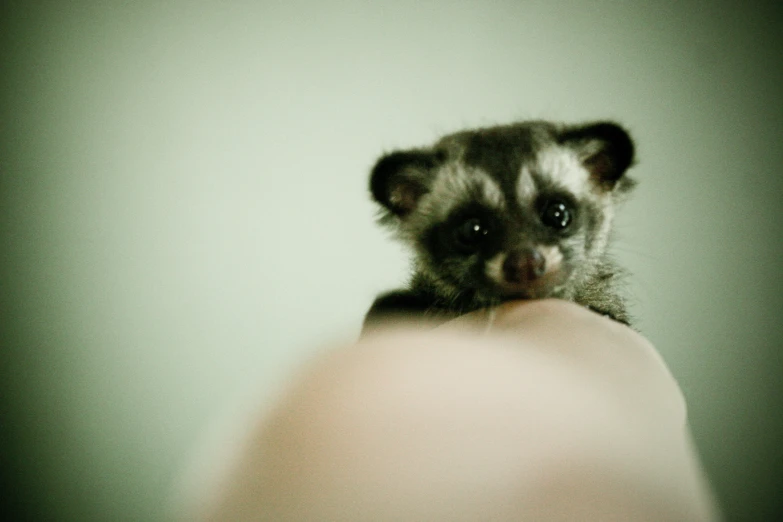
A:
[489, 273, 570, 301]
[469, 284, 548, 304]
[497, 286, 549, 300]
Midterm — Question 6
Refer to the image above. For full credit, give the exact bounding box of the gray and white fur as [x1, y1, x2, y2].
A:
[363, 120, 637, 332]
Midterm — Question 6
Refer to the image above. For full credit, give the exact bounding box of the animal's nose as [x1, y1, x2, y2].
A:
[503, 248, 546, 283]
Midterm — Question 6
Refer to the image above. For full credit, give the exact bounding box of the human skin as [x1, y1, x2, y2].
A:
[178, 299, 721, 521]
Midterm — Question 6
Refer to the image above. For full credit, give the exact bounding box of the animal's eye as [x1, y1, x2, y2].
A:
[540, 199, 573, 229]
[453, 217, 490, 251]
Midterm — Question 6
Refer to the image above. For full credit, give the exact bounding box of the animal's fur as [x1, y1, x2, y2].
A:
[363, 120, 637, 332]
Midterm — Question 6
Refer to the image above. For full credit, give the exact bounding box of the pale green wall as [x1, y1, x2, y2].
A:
[2, 1, 781, 520]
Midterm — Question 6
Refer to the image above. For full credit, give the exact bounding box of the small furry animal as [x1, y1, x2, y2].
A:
[362, 120, 637, 332]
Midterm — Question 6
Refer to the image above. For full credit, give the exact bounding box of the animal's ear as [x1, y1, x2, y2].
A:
[560, 122, 635, 188]
[369, 149, 443, 217]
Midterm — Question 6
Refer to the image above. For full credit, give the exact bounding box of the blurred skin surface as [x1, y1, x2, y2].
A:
[178, 300, 720, 521]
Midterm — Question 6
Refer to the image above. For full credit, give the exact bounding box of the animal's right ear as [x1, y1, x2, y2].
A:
[369, 150, 443, 218]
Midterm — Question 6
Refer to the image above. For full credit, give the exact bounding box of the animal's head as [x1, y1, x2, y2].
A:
[369, 121, 636, 305]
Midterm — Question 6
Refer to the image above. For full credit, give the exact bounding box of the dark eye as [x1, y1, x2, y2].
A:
[540, 200, 573, 229]
[453, 217, 490, 251]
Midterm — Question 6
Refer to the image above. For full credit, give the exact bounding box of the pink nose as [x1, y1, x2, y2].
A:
[503, 249, 546, 283]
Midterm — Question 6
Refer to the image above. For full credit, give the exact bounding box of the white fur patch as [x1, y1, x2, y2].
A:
[535, 147, 590, 195]
[485, 252, 506, 284]
[538, 245, 563, 272]
[516, 166, 537, 202]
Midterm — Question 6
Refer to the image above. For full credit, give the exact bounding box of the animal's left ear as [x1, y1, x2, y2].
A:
[560, 122, 635, 189]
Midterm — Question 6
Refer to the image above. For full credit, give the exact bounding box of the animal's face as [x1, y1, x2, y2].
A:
[370, 121, 636, 305]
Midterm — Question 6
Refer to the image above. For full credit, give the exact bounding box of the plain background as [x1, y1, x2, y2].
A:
[1, 1, 781, 520]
